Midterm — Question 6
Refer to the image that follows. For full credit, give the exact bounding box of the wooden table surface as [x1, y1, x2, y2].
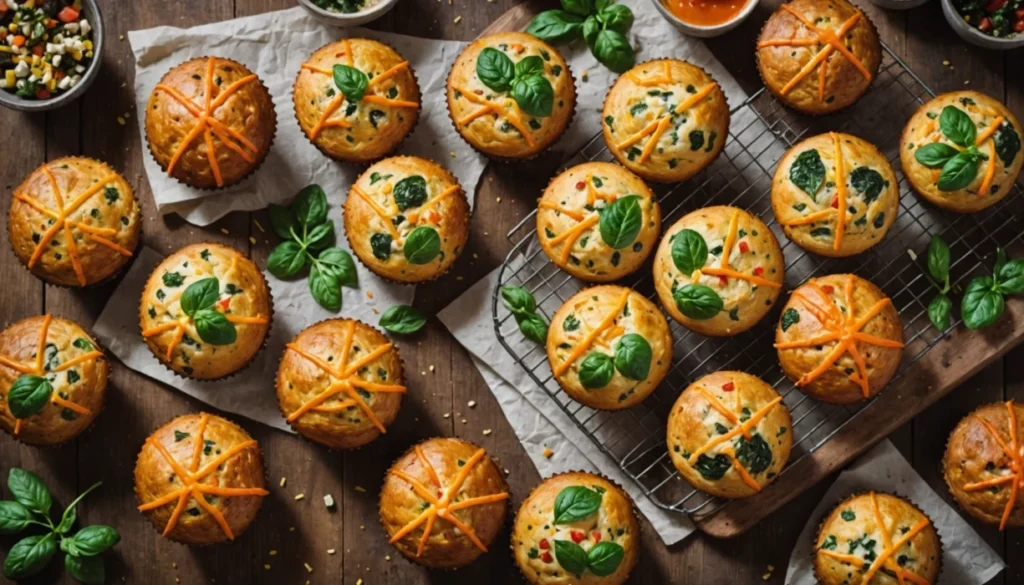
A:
[0, 0, 1022, 583]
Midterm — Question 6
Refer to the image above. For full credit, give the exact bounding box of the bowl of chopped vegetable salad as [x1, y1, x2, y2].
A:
[942, 0, 1024, 49]
[0, 0, 102, 111]
[298, 0, 398, 27]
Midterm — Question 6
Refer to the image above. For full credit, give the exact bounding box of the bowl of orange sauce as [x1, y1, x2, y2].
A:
[652, 0, 758, 37]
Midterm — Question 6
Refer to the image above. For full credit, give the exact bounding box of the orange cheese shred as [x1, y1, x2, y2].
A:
[553, 291, 630, 377]
[831, 132, 847, 251]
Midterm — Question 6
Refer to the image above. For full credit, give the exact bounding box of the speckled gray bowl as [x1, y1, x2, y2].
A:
[297, 0, 400, 27]
[0, 0, 104, 112]
[941, 0, 1024, 50]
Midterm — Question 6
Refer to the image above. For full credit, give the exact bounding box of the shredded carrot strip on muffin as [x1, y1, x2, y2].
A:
[698, 209, 783, 289]
[614, 80, 719, 163]
[553, 290, 630, 377]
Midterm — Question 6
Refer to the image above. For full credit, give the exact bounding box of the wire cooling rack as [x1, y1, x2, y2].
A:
[491, 43, 1024, 519]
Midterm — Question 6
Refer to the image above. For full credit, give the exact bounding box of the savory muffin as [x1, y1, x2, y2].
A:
[294, 38, 420, 163]
[653, 206, 784, 336]
[667, 371, 791, 499]
[8, 157, 140, 287]
[602, 59, 729, 183]
[135, 413, 268, 545]
[756, 0, 881, 115]
[900, 91, 1023, 213]
[814, 492, 941, 585]
[512, 472, 639, 585]
[276, 318, 405, 449]
[139, 243, 272, 380]
[0, 315, 107, 445]
[146, 57, 276, 189]
[380, 438, 509, 568]
[772, 133, 899, 257]
[775, 274, 903, 404]
[343, 156, 469, 283]
[546, 286, 672, 410]
[537, 162, 661, 282]
[943, 400, 1024, 530]
[447, 32, 576, 160]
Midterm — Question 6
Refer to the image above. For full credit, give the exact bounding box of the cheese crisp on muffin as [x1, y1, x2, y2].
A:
[546, 286, 672, 410]
[146, 57, 276, 189]
[344, 156, 469, 283]
[294, 38, 420, 163]
[380, 438, 508, 568]
[0, 315, 107, 445]
[139, 243, 272, 380]
[512, 472, 639, 585]
[135, 413, 268, 545]
[772, 132, 899, 257]
[537, 162, 661, 282]
[944, 400, 1024, 530]
[757, 0, 881, 115]
[447, 32, 575, 160]
[814, 492, 941, 585]
[900, 91, 1023, 213]
[8, 157, 139, 287]
[277, 319, 405, 449]
[602, 59, 729, 183]
[667, 371, 791, 499]
[653, 206, 784, 336]
[775, 274, 903, 404]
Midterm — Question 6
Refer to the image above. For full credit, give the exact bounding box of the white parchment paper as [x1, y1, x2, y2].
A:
[786, 440, 1005, 585]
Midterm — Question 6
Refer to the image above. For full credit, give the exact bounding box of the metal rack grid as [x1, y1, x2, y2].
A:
[491, 43, 1024, 519]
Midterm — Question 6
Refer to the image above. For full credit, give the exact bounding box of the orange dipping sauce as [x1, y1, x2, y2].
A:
[662, 0, 749, 26]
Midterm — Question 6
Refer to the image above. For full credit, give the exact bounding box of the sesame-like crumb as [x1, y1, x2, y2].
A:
[295, 493, 305, 501]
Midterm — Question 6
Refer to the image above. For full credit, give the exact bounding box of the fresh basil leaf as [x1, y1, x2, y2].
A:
[996, 258, 1024, 295]
[518, 313, 549, 344]
[673, 284, 723, 320]
[193, 309, 238, 345]
[476, 47, 515, 93]
[393, 175, 428, 211]
[268, 204, 298, 240]
[937, 151, 980, 192]
[561, 0, 593, 17]
[961, 276, 1004, 329]
[587, 541, 625, 577]
[317, 248, 358, 288]
[65, 554, 105, 585]
[553, 486, 602, 524]
[267, 241, 308, 278]
[7, 375, 53, 419]
[694, 453, 732, 480]
[370, 233, 393, 261]
[65, 525, 119, 557]
[995, 247, 1008, 275]
[928, 294, 952, 331]
[671, 229, 708, 274]
[291, 184, 328, 228]
[927, 235, 950, 291]
[3, 534, 56, 579]
[512, 74, 554, 117]
[598, 195, 642, 249]
[790, 149, 826, 195]
[309, 263, 342, 312]
[501, 286, 536, 317]
[781, 308, 800, 332]
[591, 28, 634, 73]
[939, 105, 976, 147]
[554, 540, 589, 578]
[514, 55, 545, 79]
[0, 501, 32, 534]
[54, 481, 101, 538]
[994, 121, 1021, 167]
[598, 3, 633, 32]
[305, 221, 335, 250]
[180, 277, 220, 317]
[613, 333, 651, 381]
[582, 14, 601, 48]
[332, 64, 369, 101]
[578, 352, 614, 389]
[734, 433, 772, 474]
[914, 143, 959, 169]
[7, 469, 50, 516]
[525, 10, 585, 43]
[595, 0, 612, 9]
[380, 305, 427, 334]
[403, 226, 441, 265]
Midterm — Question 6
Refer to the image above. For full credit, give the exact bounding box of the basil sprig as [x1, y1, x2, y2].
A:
[1, 469, 118, 583]
[7, 375, 53, 419]
[179, 277, 236, 346]
[527, 0, 635, 73]
[379, 304, 427, 334]
[914, 106, 990, 192]
[267, 184, 358, 311]
[500, 285, 549, 343]
[332, 64, 369, 102]
[476, 48, 554, 117]
[922, 235, 953, 330]
[598, 195, 642, 249]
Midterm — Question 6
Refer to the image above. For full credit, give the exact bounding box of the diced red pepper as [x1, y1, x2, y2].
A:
[592, 531, 602, 542]
[218, 297, 231, 311]
[830, 195, 839, 209]
[738, 241, 749, 254]
[1016, 20, 1024, 32]
[57, 6, 80, 23]
[753, 266, 764, 277]
[35, 88, 52, 99]
[719, 275, 728, 286]
[0, 2, 7, 13]
[979, 17, 993, 32]
[46, 19, 58, 29]
[540, 552, 553, 563]
[54, 69, 65, 79]
[31, 44, 44, 56]
[822, 285, 834, 294]
[722, 382, 735, 392]
[570, 530, 585, 543]
[575, 181, 585, 191]
[986, 0, 1006, 11]
[1016, 8, 1024, 18]
[538, 538, 549, 550]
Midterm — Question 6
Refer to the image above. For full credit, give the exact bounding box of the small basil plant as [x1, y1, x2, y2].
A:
[668, 229, 725, 320]
[549, 485, 625, 578]
[913, 106, 989, 192]
[1, 469, 119, 584]
[476, 48, 554, 117]
[267, 184, 358, 311]
[379, 304, 427, 335]
[526, 0, 636, 73]
[500, 285, 549, 343]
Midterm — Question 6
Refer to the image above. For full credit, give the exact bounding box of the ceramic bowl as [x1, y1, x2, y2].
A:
[649, 0, 759, 38]
[868, 0, 930, 10]
[297, 0, 400, 27]
[941, 0, 1024, 50]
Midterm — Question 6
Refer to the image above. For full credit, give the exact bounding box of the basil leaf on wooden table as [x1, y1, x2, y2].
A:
[928, 294, 952, 330]
[591, 29, 634, 73]
[63, 525, 120, 557]
[403, 226, 441, 264]
[790, 149, 825, 195]
[927, 234, 950, 291]
[914, 143, 959, 169]
[613, 333, 651, 380]
[7, 375, 53, 419]
[939, 105, 976, 147]
[380, 305, 427, 334]
[193, 310, 237, 345]
[525, 10, 584, 43]
[180, 277, 220, 317]
[393, 175, 428, 211]
[995, 252, 1024, 294]
[332, 64, 369, 101]
[518, 313, 549, 343]
[8, 469, 51, 516]
[0, 501, 33, 535]
[500, 285, 537, 317]
[554, 540, 589, 578]
[587, 541, 625, 576]
[65, 554, 105, 585]
[512, 74, 554, 117]
[673, 284, 723, 320]
[670, 229, 708, 274]
[476, 47, 515, 92]
[3, 533, 56, 579]
[267, 240, 309, 278]
[578, 352, 614, 389]
[961, 276, 1004, 329]
[553, 486, 602, 523]
[598, 195, 642, 249]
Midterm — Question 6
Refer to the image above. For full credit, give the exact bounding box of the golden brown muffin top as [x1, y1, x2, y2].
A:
[380, 438, 509, 568]
[814, 492, 940, 585]
[775, 274, 903, 400]
[8, 157, 138, 287]
[147, 57, 275, 188]
[944, 400, 1024, 530]
[277, 319, 405, 448]
[0, 315, 106, 445]
[756, 0, 879, 113]
[135, 413, 268, 544]
[512, 472, 639, 585]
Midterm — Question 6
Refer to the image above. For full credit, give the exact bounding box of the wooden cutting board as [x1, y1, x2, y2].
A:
[473, 1, 1024, 538]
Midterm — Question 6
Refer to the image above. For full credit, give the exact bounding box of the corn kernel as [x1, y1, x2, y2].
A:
[30, 67, 43, 78]
[8, 24, 17, 33]
[84, 51, 92, 58]
[70, 49, 82, 61]
[46, 78, 56, 91]
[5, 70, 15, 86]
[82, 40, 92, 51]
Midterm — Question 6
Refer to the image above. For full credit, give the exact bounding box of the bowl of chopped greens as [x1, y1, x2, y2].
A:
[298, 0, 399, 27]
[0, 0, 103, 112]
[943, 0, 1024, 49]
